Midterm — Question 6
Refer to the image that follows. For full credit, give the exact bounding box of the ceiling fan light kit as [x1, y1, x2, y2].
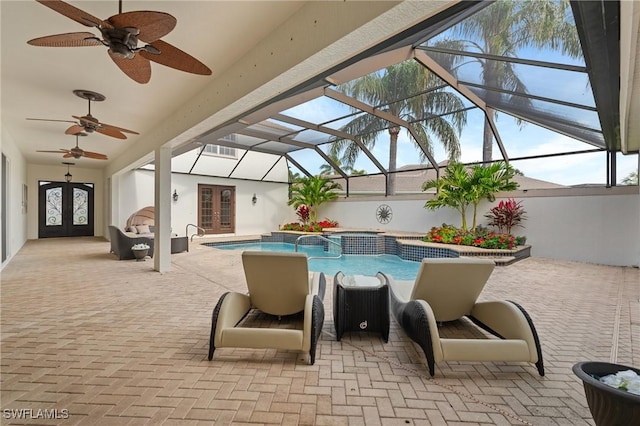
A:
[36, 132, 108, 161]
[27, 89, 139, 141]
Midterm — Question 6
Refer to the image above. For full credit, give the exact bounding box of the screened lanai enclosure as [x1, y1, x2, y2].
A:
[146, 0, 638, 196]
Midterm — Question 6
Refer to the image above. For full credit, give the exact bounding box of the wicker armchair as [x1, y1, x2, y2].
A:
[108, 225, 155, 260]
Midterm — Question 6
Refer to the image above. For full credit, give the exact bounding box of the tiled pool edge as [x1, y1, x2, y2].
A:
[203, 231, 530, 266]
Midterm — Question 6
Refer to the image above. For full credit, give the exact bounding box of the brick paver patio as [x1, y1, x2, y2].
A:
[1, 237, 638, 425]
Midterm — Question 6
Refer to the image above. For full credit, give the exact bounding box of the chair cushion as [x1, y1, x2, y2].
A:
[220, 328, 304, 350]
[136, 224, 151, 234]
[440, 339, 530, 361]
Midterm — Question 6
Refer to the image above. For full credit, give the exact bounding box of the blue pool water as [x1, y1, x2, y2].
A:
[211, 242, 420, 280]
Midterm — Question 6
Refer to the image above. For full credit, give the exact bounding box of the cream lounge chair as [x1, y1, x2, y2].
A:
[208, 251, 326, 364]
[380, 257, 544, 376]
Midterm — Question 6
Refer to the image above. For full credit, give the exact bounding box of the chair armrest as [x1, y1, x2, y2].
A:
[469, 301, 541, 364]
[379, 272, 413, 304]
[309, 272, 326, 300]
[213, 292, 251, 348]
[302, 294, 325, 364]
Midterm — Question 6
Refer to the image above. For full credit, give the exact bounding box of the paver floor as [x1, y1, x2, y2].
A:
[1, 237, 638, 425]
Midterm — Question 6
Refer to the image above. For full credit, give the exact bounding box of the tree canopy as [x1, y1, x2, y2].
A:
[423, 161, 518, 231]
[330, 60, 467, 194]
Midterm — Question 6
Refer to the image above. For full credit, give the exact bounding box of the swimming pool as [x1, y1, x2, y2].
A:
[210, 242, 421, 280]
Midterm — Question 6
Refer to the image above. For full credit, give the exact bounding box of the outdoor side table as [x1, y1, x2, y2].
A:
[333, 272, 389, 342]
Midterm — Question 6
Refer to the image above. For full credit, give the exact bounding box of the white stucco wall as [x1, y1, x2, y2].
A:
[116, 170, 294, 237]
[322, 186, 640, 267]
[1, 127, 28, 268]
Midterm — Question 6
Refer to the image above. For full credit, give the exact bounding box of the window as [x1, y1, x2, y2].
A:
[202, 135, 237, 159]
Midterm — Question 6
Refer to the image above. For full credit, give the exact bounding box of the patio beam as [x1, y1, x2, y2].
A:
[227, 150, 250, 179]
[272, 113, 388, 176]
[413, 49, 509, 163]
[285, 154, 312, 179]
[261, 156, 285, 181]
[324, 87, 439, 171]
[238, 128, 350, 180]
[418, 46, 588, 73]
[459, 80, 598, 112]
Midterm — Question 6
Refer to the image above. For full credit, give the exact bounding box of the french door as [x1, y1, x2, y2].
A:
[38, 181, 94, 238]
[198, 184, 235, 234]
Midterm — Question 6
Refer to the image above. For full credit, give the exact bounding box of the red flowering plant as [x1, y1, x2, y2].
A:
[296, 205, 311, 225]
[281, 217, 338, 232]
[316, 219, 338, 229]
[485, 199, 526, 234]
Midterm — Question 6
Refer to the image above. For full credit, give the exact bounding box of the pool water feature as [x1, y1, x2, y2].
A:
[210, 241, 421, 280]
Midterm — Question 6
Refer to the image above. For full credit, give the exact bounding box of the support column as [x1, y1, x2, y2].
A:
[154, 146, 172, 272]
[109, 175, 119, 228]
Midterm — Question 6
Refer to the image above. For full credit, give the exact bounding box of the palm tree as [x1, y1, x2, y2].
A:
[288, 176, 342, 223]
[318, 156, 340, 176]
[436, 0, 581, 163]
[330, 60, 467, 195]
[467, 162, 518, 231]
[423, 162, 474, 231]
[288, 168, 302, 183]
[423, 161, 518, 231]
[621, 171, 639, 186]
[319, 153, 367, 176]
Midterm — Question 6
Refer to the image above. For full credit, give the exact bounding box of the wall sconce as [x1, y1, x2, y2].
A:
[173, 189, 179, 202]
[63, 161, 74, 183]
[252, 193, 257, 205]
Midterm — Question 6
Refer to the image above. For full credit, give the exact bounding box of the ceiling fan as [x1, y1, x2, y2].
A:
[27, 89, 138, 140]
[27, 0, 212, 84]
[37, 132, 108, 160]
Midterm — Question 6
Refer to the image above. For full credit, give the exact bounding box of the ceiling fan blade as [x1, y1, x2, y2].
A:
[65, 125, 85, 135]
[63, 153, 76, 158]
[95, 126, 127, 140]
[35, 0, 109, 28]
[27, 118, 77, 124]
[108, 50, 151, 84]
[140, 40, 211, 76]
[99, 122, 139, 135]
[107, 11, 177, 42]
[82, 150, 109, 160]
[27, 32, 102, 47]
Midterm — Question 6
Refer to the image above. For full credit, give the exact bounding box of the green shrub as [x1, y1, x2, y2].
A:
[424, 224, 523, 250]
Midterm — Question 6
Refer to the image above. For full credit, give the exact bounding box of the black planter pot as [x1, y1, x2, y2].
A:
[572, 361, 640, 426]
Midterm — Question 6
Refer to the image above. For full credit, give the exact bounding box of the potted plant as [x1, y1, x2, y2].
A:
[131, 243, 150, 261]
[572, 361, 640, 425]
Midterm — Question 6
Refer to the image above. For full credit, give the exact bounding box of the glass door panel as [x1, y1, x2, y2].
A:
[198, 184, 235, 234]
[38, 182, 94, 238]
